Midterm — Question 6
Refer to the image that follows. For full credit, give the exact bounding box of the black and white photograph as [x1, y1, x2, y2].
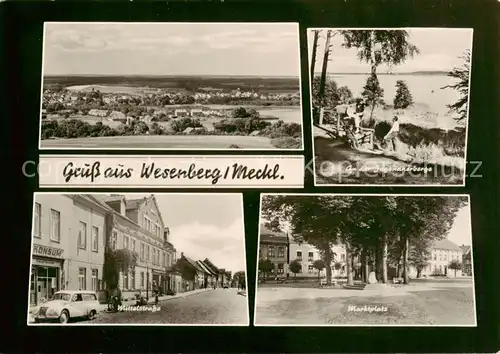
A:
[38, 22, 303, 150]
[308, 28, 473, 186]
[255, 194, 476, 326]
[28, 193, 248, 326]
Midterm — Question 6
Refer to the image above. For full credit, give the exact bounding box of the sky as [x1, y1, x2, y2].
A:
[309, 28, 473, 73]
[446, 203, 472, 247]
[43, 22, 300, 77]
[123, 194, 246, 273]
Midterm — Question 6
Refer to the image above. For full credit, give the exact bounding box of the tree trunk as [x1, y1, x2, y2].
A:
[310, 30, 320, 80]
[362, 249, 369, 283]
[403, 236, 410, 284]
[319, 30, 333, 105]
[324, 249, 332, 285]
[381, 235, 388, 284]
[370, 30, 377, 75]
[369, 101, 376, 120]
[345, 243, 354, 286]
[374, 244, 381, 282]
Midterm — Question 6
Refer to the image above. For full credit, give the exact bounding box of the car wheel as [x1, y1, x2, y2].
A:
[59, 310, 69, 324]
[88, 310, 97, 320]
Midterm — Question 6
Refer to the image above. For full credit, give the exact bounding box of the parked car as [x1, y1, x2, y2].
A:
[32, 290, 100, 324]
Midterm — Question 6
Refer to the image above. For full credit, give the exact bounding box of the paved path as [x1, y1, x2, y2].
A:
[255, 281, 475, 325]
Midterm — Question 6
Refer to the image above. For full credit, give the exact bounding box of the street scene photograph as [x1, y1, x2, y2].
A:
[308, 28, 473, 185]
[28, 193, 248, 325]
[255, 194, 476, 326]
[39, 22, 303, 150]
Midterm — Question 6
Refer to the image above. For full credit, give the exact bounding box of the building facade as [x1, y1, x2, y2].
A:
[101, 195, 171, 299]
[30, 194, 107, 306]
[259, 225, 289, 277]
[288, 241, 347, 278]
[419, 239, 463, 277]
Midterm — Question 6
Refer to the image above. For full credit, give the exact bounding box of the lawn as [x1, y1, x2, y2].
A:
[256, 286, 475, 326]
[40, 134, 277, 149]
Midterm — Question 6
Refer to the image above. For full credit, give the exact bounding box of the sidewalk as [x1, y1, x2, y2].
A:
[97, 287, 213, 312]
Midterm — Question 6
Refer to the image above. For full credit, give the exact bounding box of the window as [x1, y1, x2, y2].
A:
[278, 247, 285, 257]
[433, 254, 437, 260]
[308, 265, 314, 273]
[33, 203, 41, 238]
[131, 239, 136, 253]
[78, 268, 86, 290]
[146, 245, 150, 262]
[162, 252, 165, 267]
[91, 226, 99, 252]
[267, 245, 275, 257]
[278, 264, 284, 274]
[341, 254, 346, 261]
[91, 269, 98, 291]
[131, 271, 135, 290]
[140, 243, 145, 261]
[50, 209, 60, 242]
[123, 272, 128, 290]
[111, 231, 117, 250]
[141, 272, 145, 289]
[78, 222, 87, 249]
[123, 235, 129, 249]
[297, 251, 302, 260]
[308, 252, 314, 261]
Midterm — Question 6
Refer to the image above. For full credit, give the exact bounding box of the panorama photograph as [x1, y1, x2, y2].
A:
[39, 22, 303, 150]
[28, 193, 248, 325]
[255, 194, 476, 326]
[308, 28, 473, 185]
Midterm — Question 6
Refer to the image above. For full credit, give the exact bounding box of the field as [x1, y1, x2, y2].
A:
[40, 135, 276, 149]
[43, 75, 301, 93]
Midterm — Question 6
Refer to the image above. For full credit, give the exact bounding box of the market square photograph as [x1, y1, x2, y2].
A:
[255, 194, 476, 326]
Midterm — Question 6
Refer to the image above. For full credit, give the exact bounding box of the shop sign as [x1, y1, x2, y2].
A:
[32, 257, 61, 267]
[32, 244, 64, 258]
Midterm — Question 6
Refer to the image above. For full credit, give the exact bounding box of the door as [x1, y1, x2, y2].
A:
[70, 293, 85, 317]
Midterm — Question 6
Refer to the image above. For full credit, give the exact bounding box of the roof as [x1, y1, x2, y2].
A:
[125, 198, 145, 210]
[460, 245, 472, 255]
[432, 239, 461, 251]
[260, 224, 289, 244]
[183, 255, 204, 272]
[55, 290, 97, 294]
[203, 258, 220, 274]
[196, 261, 217, 275]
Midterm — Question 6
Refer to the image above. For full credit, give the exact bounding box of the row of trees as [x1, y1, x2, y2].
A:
[262, 195, 467, 286]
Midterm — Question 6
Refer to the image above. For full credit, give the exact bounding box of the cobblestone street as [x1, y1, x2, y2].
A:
[92, 288, 248, 325]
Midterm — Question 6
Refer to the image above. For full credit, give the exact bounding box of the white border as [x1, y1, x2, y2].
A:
[254, 193, 477, 327]
[27, 192, 250, 327]
[37, 154, 305, 189]
[37, 22, 304, 152]
[306, 27, 474, 187]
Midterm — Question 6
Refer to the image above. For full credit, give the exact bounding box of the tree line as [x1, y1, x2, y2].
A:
[262, 195, 467, 286]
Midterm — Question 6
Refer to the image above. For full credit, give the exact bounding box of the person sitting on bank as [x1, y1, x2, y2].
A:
[346, 98, 366, 133]
[383, 116, 400, 151]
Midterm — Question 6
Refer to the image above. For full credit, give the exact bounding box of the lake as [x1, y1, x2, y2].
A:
[330, 74, 463, 117]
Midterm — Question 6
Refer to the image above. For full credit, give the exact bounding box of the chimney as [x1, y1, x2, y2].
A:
[120, 198, 126, 216]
